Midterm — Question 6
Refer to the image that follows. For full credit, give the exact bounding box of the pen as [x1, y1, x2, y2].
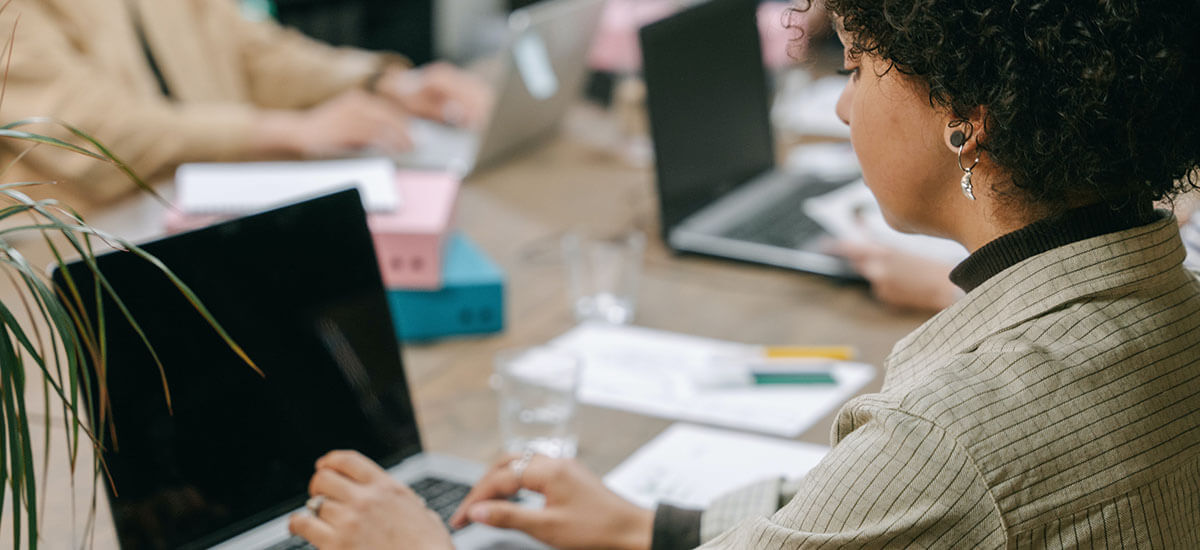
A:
[746, 361, 838, 385]
[762, 346, 856, 361]
[693, 361, 840, 388]
[751, 371, 838, 385]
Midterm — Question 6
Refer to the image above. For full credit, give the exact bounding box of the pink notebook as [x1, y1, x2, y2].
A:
[164, 171, 460, 289]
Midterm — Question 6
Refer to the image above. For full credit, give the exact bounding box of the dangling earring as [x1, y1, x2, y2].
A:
[950, 129, 980, 201]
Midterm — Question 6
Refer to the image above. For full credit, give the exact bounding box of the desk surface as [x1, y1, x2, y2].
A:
[1, 120, 930, 548]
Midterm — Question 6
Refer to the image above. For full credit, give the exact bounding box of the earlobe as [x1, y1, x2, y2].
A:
[944, 120, 975, 152]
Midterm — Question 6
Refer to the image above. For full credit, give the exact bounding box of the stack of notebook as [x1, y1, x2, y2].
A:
[168, 158, 505, 341]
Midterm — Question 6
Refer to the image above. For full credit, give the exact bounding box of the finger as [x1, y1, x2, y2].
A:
[373, 124, 414, 153]
[309, 497, 346, 523]
[316, 450, 387, 483]
[827, 239, 879, 262]
[309, 468, 361, 502]
[451, 455, 569, 528]
[465, 500, 551, 535]
[450, 467, 522, 528]
[450, 453, 527, 526]
[288, 512, 335, 549]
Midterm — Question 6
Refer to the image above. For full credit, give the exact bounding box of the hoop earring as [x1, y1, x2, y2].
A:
[951, 129, 980, 201]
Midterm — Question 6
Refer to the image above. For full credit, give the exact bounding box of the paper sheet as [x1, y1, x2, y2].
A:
[803, 180, 969, 265]
[772, 74, 852, 139]
[604, 423, 829, 509]
[175, 157, 399, 214]
[548, 323, 875, 437]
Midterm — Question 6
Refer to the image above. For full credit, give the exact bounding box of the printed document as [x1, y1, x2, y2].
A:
[604, 423, 828, 509]
[548, 323, 875, 437]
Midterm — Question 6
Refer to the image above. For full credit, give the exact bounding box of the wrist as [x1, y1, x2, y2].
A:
[251, 111, 305, 156]
[620, 507, 655, 550]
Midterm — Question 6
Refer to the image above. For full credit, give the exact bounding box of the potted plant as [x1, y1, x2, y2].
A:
[0, 99, 256, 550]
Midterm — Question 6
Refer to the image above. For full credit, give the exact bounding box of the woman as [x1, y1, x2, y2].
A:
[0, 0, 488, 203]
[290, 0, 1200, 547]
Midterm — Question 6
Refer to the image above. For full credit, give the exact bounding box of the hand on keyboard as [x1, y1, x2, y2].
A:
[288, 450, 454, 550]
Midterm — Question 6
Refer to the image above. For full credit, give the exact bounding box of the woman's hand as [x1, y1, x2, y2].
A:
[375, 62, 494, 129]
[288, 450, 453, 550]
[254, 89, 412, 157]
[832, 240, 963, 312]
[450, 454, 653, 550]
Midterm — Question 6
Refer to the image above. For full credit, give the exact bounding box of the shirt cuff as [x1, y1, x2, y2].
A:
[651, 504, 702, 550]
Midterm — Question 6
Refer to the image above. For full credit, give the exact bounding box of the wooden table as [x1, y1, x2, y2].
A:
[1, 121, 930, 549]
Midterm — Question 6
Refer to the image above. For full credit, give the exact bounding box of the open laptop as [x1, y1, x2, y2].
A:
[640, 0, 857, 277]
[394, 0, 606, 176]
[52, 190, 545, 550]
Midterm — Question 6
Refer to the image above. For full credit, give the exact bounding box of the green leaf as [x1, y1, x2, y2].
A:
[1, 330, 26, 550]
[0, 119, 167, 206]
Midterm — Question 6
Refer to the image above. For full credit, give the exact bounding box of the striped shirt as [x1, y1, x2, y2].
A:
[695, 214, 1200, 548]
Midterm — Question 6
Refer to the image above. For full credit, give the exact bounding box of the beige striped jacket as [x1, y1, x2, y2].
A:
[700, 215, 1200, 548]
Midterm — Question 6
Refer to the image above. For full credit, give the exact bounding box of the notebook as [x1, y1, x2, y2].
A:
[175, 157, 399, 214]
[640, 0, 858, 277]
[52, 190, 544, 550]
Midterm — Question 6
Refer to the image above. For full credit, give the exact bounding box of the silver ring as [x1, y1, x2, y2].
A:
[305, 495, 326, 517]
[509, 448, 537, 487]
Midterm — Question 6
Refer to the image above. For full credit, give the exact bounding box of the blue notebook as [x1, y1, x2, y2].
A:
[386, 232, 505, 341]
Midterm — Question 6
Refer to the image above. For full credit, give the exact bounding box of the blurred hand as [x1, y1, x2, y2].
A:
[785, 1, 833, 60]
[450, 454, 653, 550]
[832, 240, 963, 312]
[255, 89, 412, 157]
[376, 62, 494, 129]
[288, 450, 453, 550]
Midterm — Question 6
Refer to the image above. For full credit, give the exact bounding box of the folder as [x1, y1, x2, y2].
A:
[164, 170, 460, 289]
[386, 232, 505, 341]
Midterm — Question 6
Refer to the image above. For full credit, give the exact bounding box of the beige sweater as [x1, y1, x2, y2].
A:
[0, 0, 385, 203]
[700, 215, 1200, 547]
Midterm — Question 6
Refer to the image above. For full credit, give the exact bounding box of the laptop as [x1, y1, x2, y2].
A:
[394, 0, 606, 176]
[52, 190, 546, 550]
[639, 0, 857, 278]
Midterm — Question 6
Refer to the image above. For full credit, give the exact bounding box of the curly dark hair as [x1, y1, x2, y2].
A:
[804, 0, 1200, 212]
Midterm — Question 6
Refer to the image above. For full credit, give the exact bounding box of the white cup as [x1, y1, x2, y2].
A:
[562, 230, 646, 324]
[493, 347, 581, 458]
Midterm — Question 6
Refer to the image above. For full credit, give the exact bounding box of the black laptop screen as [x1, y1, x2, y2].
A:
[640, 0, 776, 237]
[53, 190, 421, 549]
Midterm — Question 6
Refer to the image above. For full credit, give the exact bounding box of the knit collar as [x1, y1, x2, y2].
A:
[949, 201, 1158, 292]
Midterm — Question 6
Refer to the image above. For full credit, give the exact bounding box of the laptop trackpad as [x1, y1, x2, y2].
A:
[457, 523, 553, 549]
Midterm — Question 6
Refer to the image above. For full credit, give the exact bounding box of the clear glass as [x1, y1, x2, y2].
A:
[494, 347, 581, 458]
[562, 230, 646, 324]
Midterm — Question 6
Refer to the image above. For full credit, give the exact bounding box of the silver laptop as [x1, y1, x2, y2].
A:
[52, 190, 546, 549]
[640, 0, 857, 278]
[395, 0, 606, 177]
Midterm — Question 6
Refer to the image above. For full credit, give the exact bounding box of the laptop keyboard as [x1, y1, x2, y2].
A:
[263, 477, 472, 550]
[411, 476, 473, 525]
[266, 536, 316, 550]
[720, 185, 831, 249]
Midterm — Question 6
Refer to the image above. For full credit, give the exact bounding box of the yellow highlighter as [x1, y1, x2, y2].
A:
[762, 346, 857, 361]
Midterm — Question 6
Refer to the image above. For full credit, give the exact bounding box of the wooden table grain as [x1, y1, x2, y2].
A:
[0, 130, 930, 549]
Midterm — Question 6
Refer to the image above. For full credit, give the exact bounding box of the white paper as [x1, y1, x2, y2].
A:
[548, 323, 875, 437]
[175, 157, 399, 214]
[604, 423, 829, 509]
[772, 74, 852, 139]
[803, 180, 969, 265]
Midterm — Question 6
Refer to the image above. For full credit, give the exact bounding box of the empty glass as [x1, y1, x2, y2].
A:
[562, 230, 646, 324]
[493, 347, 581, 458]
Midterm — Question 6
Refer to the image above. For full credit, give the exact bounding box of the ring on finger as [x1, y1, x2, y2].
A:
[305, 495, 326, 517]
[509, 448, 537, 487]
